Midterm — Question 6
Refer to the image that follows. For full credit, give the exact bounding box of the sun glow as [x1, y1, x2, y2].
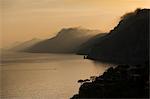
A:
[1, 0, 150, 48]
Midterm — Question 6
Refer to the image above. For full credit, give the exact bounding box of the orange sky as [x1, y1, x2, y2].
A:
[1, 0, 150, 48]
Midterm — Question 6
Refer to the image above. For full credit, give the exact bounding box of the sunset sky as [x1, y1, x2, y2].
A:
[1, 0, 150, 48]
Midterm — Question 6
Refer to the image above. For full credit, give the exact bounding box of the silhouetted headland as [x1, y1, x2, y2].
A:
[87, 8, 149, 64]
[71, 8, 149, 99]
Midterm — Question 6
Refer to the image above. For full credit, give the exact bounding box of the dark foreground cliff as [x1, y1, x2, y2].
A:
[87, 9, 149, 64]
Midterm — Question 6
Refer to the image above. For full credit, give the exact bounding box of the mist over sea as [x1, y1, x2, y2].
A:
[0, 51, 110, 99]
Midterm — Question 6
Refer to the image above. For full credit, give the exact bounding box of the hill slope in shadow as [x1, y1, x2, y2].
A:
[87, 9, 149, 64]
[77, 33, 107, 55]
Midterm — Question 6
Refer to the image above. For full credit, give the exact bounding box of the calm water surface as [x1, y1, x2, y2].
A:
[0, 51, 110, 99]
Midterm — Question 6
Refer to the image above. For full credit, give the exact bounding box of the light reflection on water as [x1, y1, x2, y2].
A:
[1, 51, 110, 99]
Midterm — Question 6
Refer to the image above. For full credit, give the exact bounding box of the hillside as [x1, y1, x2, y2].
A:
[77, 33, 107, 55]
[87, 9, 149, 64]
[24, 27, 100, 53]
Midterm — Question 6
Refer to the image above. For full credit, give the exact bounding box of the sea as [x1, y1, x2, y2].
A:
[0, 51, 111, 99]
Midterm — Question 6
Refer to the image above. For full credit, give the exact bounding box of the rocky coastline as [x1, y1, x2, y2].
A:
[71, 61, 149, 98]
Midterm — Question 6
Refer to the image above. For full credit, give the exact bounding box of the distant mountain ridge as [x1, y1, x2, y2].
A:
[11, 38, 41, 51]
[24, 27, 101, 53]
